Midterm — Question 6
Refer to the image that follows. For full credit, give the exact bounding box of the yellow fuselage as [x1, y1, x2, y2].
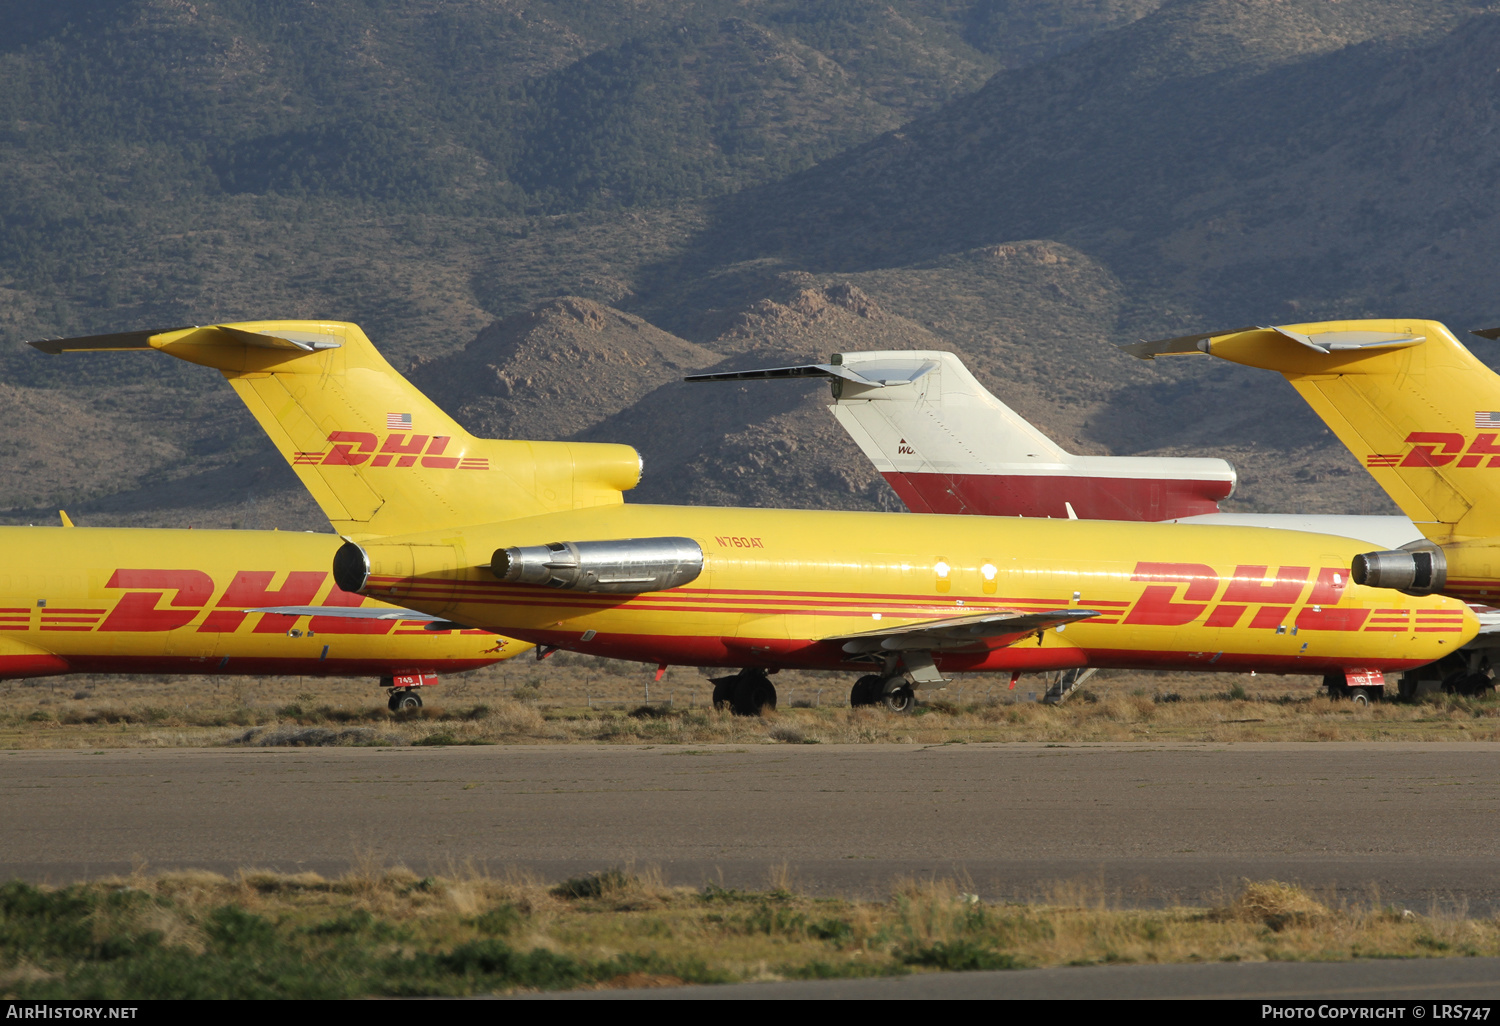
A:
[353, 505, 1473, 674]
[0, 526, 521, 680]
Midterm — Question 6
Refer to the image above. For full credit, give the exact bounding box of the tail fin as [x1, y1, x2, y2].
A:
[688, 350, 1235, 519]
[1124, 318, 1500, 541]
[31, 321, 641, 538]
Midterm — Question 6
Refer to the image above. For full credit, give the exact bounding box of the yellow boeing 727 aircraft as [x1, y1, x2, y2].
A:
[0, 519, 523, 708]
[1120, 318, 1500, 696]
[33, 321, 1476, 712]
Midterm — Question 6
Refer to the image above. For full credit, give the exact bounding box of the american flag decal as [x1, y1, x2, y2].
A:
[1365, 454, 1401, 467]
[387, 412, 413, 430]
[1476, 412, 1500, 429]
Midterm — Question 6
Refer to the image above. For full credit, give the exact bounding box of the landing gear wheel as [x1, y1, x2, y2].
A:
[1322, 673, 1348, 700]
[850, 674, 882, 708]
[1444, 672, 1494, 697]
[1396, 673, 1420, 702]
[711, 670, 775, 715]
[389, 691, 422, 712]
[1350, 689, 1370, 707]
[882, 685, 916, 714]
[739, 677, 776, 716]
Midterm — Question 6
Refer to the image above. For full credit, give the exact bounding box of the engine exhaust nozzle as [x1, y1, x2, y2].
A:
[1351, 545, 1446, 595]
[332, 541, 372, 594]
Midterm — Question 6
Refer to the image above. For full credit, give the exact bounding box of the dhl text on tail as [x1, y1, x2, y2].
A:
[31, 321, 1476, 713]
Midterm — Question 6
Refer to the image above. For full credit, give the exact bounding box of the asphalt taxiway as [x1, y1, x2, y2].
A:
[2, 742, 1497, 914]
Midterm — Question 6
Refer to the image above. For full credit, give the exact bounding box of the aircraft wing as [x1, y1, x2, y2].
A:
[248, 604, 441, 620]
[247, 605, 478, 632]
[1473, 327, 1500, 341]
[826, 608, 1100, 654]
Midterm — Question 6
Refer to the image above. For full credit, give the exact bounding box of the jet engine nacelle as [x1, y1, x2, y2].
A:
[1351, 543, 1447, 595]
[491, 537, 703, 593]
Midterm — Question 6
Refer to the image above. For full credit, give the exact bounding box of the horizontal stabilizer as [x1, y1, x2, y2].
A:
[827, 608, 1099, 654]
[686, 358, 937, 388]
[29, 324, 342, 357]
[27, 326, 198, 353]
[1118, 327, 1258, 360]
[1473, 327, 1500, 341]
[1121, 325, 1423, 361]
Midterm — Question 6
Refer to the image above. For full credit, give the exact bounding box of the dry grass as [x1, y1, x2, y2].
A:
[2, 661, 1499, 749]
[3, 867, 1496, 998]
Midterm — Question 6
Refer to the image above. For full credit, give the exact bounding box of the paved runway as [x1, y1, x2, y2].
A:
[3, 741, 1498, 912]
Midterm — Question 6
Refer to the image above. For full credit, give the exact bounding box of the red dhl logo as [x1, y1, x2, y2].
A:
[1122, 562, 1464, 633]
[0, 570, 488, 636]
[293, 432, 489, 471]
[1367, 432, 1500, 469]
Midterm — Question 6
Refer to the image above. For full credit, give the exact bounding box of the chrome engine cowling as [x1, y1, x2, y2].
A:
[1351, 543, 1447, 595]
[492, 537, 703, 593]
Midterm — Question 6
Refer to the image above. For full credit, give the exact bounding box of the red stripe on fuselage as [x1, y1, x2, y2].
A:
[882, 471, 1229, 520]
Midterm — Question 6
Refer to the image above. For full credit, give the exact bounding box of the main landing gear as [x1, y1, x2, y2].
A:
[1323, 671, 1383, 706]
[388, 690, 423, 712]
[1393, 651, 1495, 701]
[850, 674, 916, 713]
[383, 671, 439, 712]
[711, 668, 778, 716]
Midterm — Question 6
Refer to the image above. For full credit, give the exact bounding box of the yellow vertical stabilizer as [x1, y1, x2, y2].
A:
[1127, 318, 1500, 542]
[30, 322, 642, 539]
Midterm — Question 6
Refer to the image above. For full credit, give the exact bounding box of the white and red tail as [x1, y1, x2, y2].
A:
[690, 350, 1236, 520]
